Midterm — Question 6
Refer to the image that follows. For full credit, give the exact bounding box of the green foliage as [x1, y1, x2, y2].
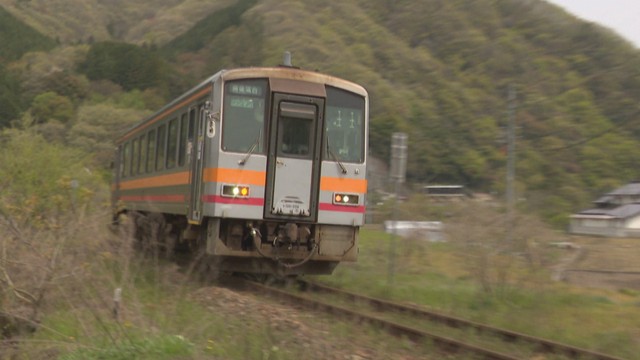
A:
[30, 91, 75, 124]
[39, 70, 90, 103]
[161, 0, 258, 58]
[80, 41, 168, 91]
[60, 335, 194, 360]
[0, 6, 56, 62]
[0, 64, 22, 127]
[0, 129, 99, 226]
[1, 0, 640, 225]
[69, 103, 150, 170]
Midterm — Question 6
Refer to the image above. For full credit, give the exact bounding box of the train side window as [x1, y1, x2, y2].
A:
[167, 117, 178, 169]
[146, 129, 156, 173]
[123, 142, 131, 178]
[138, 134, 147, 174]
[188, 108, 196, 140]
[156, 124, 166, 171]
[118, 145, 124, 178]
[131, 137, 139, 176]
[178, 112, 188, 167]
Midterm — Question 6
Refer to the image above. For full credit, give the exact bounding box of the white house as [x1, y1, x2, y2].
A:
[570, 182, 640, 237]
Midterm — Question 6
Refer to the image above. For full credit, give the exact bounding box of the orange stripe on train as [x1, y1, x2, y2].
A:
[203, 168, 266, 185]
[320, 177, 367, 193]
[117, 169, 367, 194]
[119, 172, 189, 190]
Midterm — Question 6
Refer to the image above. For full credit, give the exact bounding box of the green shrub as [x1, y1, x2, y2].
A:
[59, 335, 194, 360]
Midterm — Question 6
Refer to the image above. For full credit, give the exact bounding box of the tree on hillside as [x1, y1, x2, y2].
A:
[0, 65, 22, 127]
[69, 104, 150, 172]
[161, 0, 258, 58]
[30, 92, 74, 124]
[80, 42, 167, 91]
[0, 6, 56, 62]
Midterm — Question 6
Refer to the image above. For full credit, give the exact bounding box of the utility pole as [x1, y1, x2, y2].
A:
[388, 132, 407, 286]
[506, 84, 517, 246]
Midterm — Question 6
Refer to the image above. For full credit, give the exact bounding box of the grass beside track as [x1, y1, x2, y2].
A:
[315, 226, 640, 359]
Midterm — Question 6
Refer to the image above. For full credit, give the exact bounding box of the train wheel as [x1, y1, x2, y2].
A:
[128, 212, 172, 259]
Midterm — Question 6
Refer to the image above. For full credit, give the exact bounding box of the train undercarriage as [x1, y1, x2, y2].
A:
[119, 211, 357, 277]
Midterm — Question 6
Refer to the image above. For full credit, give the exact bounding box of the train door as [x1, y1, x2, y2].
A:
[265, 94, 324, 220]
[187, 105, 205, 224]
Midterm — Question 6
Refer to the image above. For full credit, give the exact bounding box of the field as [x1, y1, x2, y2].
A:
[561, 236, 640, 290]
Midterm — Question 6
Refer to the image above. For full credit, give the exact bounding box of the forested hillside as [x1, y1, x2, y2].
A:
[1, 0, 639, 226]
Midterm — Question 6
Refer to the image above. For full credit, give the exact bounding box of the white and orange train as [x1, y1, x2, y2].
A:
[112, 60, 368, 275]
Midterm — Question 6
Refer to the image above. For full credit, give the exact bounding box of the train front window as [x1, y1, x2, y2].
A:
[222, 79, 268, 154]
[325, 86, 365, 163]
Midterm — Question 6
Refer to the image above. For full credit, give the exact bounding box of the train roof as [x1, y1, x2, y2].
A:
[221, 67, 368, 97]
[116, 66, 367, 143]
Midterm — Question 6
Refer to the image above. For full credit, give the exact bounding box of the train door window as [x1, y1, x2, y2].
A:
[325, 87, 365, 163]
[146, 129, 156, 173]
[278, 102, 315, 158]
[131, 137, 139, 176]
[167, 117, 178, 169]
[138, 134, 147, 174]
[222, 79, 268, 153]
[123, 142, 131, 178]
[156, 124, 166, 171]
[178, 112, 188, 167]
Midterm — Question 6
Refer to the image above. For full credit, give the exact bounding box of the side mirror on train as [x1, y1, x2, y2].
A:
[206, 111, 219, 138]
[207, 111, 220, 122]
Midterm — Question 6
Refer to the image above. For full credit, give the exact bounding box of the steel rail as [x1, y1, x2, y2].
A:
[299, 280, 625, 360]
[243, 280, 520, 360]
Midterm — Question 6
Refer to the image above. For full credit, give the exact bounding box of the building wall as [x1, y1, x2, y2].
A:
[625, 216, 640, 229]
[570, 216, 640, 237]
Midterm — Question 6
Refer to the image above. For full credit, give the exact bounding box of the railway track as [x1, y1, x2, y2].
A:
[238, 279, 625, 360]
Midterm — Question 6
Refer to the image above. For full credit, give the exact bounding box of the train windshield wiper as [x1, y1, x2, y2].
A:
[326, 136, 347, 174]
[238, 131, 261, 165]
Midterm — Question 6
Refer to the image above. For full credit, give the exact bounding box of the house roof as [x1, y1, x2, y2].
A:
[607, 182, 640, 196]
[575, 203, 640, 219]
[594, 195, 614, 204]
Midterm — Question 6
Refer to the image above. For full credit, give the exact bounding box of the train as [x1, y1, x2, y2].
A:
[111, 55, 368, 276]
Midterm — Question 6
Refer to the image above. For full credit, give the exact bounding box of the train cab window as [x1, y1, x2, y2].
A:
[146, 129, 156, 173]
[138, 134, 147, 174]
[325, 87, 365, 163]
[178, 113, 188, 167]
[222, 79, 268, 153]
[156, 124, 166, 171]
[167, 117, 178, 169]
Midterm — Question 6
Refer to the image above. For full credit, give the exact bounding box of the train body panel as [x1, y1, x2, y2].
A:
[112, 65, 368, 275]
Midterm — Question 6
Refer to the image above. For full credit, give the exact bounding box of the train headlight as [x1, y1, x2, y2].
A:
[333, 193, 359, 206]
[222, 184, 250, 198]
